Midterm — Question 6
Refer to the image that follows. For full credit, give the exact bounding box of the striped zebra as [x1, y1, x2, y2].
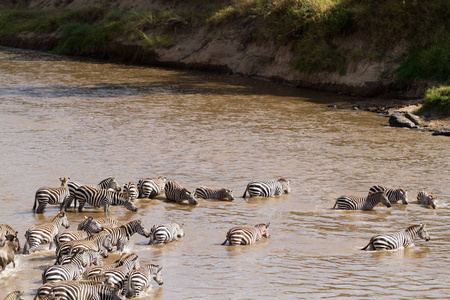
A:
[122, 182, 139, 201]
[87, 253, 140, 290]
[23, 210, 70, 254]
[57, 249, 104, 266]
[164, 180, 197, 205]
[362, 224, 430, 251]
[194, 186, 234, 201]
[56, 232, 113, 262]
[417, 191, 436, 209]
[242, 178, 291, 198]
[123, 264, 163, 298]
[137, 176, 166, 199]
[369, 185, 408, 204]
[83, 251, 130, 278]
[104, 219, 150, 252]
[0, 224, 17, 246]
[33, 177, 70, 214]
[332, 188, 391, 210]
[54, 217, 104, 248]
[221, 223, 270, 246]
[148, 223, 184, 245]
[35, 280, 125, 300]
[42, 251, 90, 283]
[65, 176, 121, 210]
[85, 217, 123, 229]
[2, 290, 24, 300]
[71, 185, 137, 213]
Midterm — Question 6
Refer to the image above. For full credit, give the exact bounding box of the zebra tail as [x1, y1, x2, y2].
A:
[242, 187, 248, 198]
[332, 200, 338, 209]
[221, 238, 228, 245]
[32, 192, 38, 212]
[361, 241, 372, 251]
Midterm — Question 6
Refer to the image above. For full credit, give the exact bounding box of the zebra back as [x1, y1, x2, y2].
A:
[36, 280, 125, 300]
[243, 178, 291, 198]
[369, 185, 408, 204]
[333, 189, 391, 210]
[417, 190, 436, 209]
[84, 252, 129, 278]
[362, 224, 430, 251]
[42, 251, 89, 283]
[149, 223, 184, 245]
[123, 264, 163, 298]
[89, 253, 139, 289]
[164, 180, 197, 205]
[104, 220, 149, 252]
[194, 186, 234, 201]
[222, 223, 270, 246]
[33, 177, 70, 213]
[137, 176, 166, 199]
[122, 182, 139, 201]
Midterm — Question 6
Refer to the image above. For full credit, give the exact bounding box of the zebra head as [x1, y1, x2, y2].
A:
[368, 189, 391, 208]
[135, 219, 150, 238]
[173, 222, 185, 237]
[59, 177, 69, 187]
[221, 188, 234, 201]
[278, 178, 291, 194]
[79, 216, 104, 234]
[107, 176, 121, 192]
[398, 188, 408, 204]
[256, 223, 270, 238]
[418, 224, 430, 241]
[124, 199, 138, 212]
[184, 189, 198, 205]
[153, 265, 164, 285]
[123, 253, 140, 270]
[97, 248, 108, 260]
[56, 210, 70, 229]
[102, 233, 114, 252]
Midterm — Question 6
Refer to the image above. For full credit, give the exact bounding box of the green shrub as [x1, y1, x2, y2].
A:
[416, 86, 450, 116]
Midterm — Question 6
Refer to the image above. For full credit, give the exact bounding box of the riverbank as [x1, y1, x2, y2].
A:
[0, 0, 449, 99]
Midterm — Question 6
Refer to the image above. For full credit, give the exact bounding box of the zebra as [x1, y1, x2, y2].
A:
[242, 178, 291, 198]
[35, 280, 125, 300]
[417, 191, 436, 209]
[23, 210, 70, 254]
[361, 224, 430, 251]
[87, 253, 140, 290]
[56, 232, 113, 263]
[33, 177, 70, 213]
[221, 223, 270, 246]
[369, 185, 408, 204]
[164, 180, 197, 205]
[71, 185, 137, 213]
[54, 217, 104, 248]
[83, 251, 130, 278]
[332, 188, 391, 210]
[2, 290, 24, 300]
[0, 224, 17, 246]
[103, 219, 150, 252]
[148, 223, 184, 245]
[137, 176, 166, 199]
[194, 186, 234, 201]
[57, 249, 105, 266]
[123, 264, 163, 298]
[42, 251, 90, 283]
[64, 176, 121, 210]
[122, 182, 139, 201]
[86, 217, 123, 229]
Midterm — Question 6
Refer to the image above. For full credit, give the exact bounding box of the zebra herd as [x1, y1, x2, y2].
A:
[0, 176, 438, 299]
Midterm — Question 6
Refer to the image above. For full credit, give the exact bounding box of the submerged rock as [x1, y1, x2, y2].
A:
[386, 112, 417, 128]
[432, 124, 450, 136]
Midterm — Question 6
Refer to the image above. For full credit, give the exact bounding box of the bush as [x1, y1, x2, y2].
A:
[416, 86, 450, 116]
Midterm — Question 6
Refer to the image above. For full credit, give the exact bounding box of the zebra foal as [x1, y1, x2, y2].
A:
[194, 186, 234, 201]
[123, 264, 163, 298]
[243, 178, 291, 198]
[222, 223, 270, 246]
[362, 224, 430, 251]
[23, 210, 70, 254]
[333, 187, 391, 210]
[164, 180, 197, 205]
[148, 223, 184, 245]
[137, 176, 166, 199]
[369, 185, 408, 204]
[417, 191, 436, 209]
[33, 177, 70, 213]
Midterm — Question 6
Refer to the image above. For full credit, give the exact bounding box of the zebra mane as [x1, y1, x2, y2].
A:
[406, 224, 424, 232]
[52, 210, 66, 222]
[368, 190, 385, 197]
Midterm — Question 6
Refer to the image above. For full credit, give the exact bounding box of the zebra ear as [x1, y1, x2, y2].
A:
[157, 265, 163, 272]
[266, 223, 270, 228]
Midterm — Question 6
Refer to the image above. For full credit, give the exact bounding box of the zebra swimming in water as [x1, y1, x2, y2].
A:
[148, 223, 184, 245]
[23, 210, 70, 254]
[243, 178, 291, 198]
[362, 224, 430, 251]
[137, 176, 166, 199]
[417, 190, 436, 209]
[33, 177, 70, 213]
[369, 185, 408, 204]
[164, 180, 198, 205]
[194, 186, 234, 201]
[42, 251, 91, 283]
[333, 187, 391, 210]
[221, 223, 270, 246]
[123, 263, 163, 298]
[68, 185, 137, 212]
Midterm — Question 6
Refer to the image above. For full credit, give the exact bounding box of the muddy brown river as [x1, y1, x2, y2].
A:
[0, 47, 449, 299]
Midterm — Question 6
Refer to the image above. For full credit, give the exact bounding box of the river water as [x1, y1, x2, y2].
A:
[0, 47, 449, 299]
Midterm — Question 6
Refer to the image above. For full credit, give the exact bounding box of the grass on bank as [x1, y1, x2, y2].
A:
[416, 86, 450, 116]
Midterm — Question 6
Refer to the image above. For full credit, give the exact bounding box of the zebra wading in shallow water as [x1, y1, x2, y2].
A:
[369, 185, 408, 204]
[103, 219, 150, 252]
[84, 251, 130, 278]
[65, 176, 121, 210]
[35, 280, 125, 300]
[23, 210, 70, 254]
[54, 217, 104, 248]
[242, 178, 291, 198]
[137, 176, 166, 199]
[417, 191, 436, 209]
[56, 232, 113, 262]
[42, 251, 91, 283]
[68, 185, 137, 212]
[333, 188, 391, 210]
[122, 182, 139, 201]
[123, 263, 163, 298]
[148, 223, 184, 245]
[362, 224, 430, 251]
[194, 186, 234, 201]
[164, 180, 197, 205]
[33, 177, 70, 213]
[222, 223, 270, 246]
[57, 249, 104, 266]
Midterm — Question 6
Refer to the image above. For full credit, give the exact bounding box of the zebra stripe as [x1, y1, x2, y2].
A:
[83, 252, 129, 278]
[23, 210, 70, 254]
[57, 249, 105, 266]
[221, 223, 270, 246]
[137, 176, 166, 199]
[122, 182, 139, 201]
[243, 178, 291, 198]
[362, 224, 430, 251]
[369, 185, 408, 204]
[164, 180, 197, 205]
[333, 188, 391, 210]
[104, 219, 150, 252]
[123, 264, 163, 298]
[56, 232, 113, 262]
[148, 223, 184, 245]
[2, 290, 24, 300]
[417, 190, 436, 209]
[194, 186, 234, 201]
[54, 217, 104, 248]
[33, 177, 70, 213]
[73, 185, 137, 213]
[42, 251, 90, 283]
[0, 224, 17, 245]
[85, 217, 123, 229]
[35, 280, 125, 300]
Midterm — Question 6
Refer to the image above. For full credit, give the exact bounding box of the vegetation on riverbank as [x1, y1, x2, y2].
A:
[416, 86, 450, 116]
[0, 0, 449, 96]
